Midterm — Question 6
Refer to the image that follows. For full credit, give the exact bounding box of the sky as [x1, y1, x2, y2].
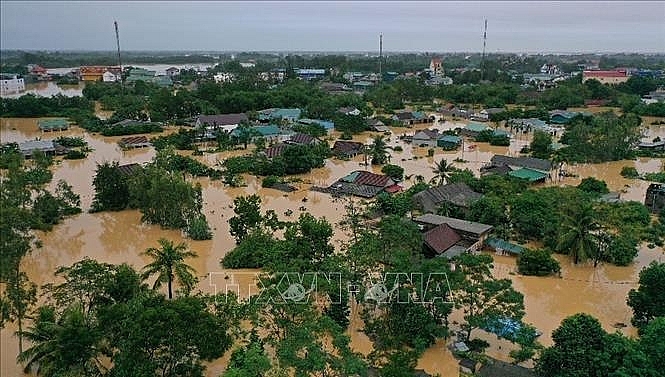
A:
[1, 1, 664, 53]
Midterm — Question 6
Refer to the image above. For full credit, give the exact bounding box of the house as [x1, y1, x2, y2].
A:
[413, 214, 493, 251]
[423, 223, 467, 259]
[477, 359, 535, 377]
[118, 136, 151, 149]
[297, 118, 335, 133]
[80, 66, 119, 81]
[485, 155, 553, 174]
[645, 183, 665, 214]
[29, 64, 48, 78]
[459, 358, 481, 375]
[152, 76, 173, 87]
[258, 108, 302, 123]
[102, 71, 120, 82]
[285, 133, 320, 146]
[486, 237, 526, 256]
[214, 73, 235, 83]
[18, 140, 65, 157]
[332, 140, 365, 158]
[263, 144, 289, 159]
[367, 118, 390, 132]
[165, 67, 180, 77]
[392, 111, 431, 126]
[508, 167, 549, 183]
[352, 81, 374, 92]
[549, 110, 581, 124]
[0, 73, 25, 94]
[116, 163, 142, 176]
[582, 70, 629, 85]
[412, 129, 440, 147]
[460, 122, 491, 137]
[296, 68, 326, 80]
[641, 89, 665, 104]
[429, 57, 443, 75]
[126, 68, 157, 83]
[313, 170, 397, 198]
[473, 107, 505, 121]
[412, 183, 483, 214]
[230, 125, 288, 144]
[320, 82, 352, 94]
[510, 118, 552, 133]
[425, 76, 453, 86]
[338, 107, 361, 116]
[195, 113, 248, 133]
[38, 119, 69, 132]
[438, 135, 462, 150]
[440, 106, 469, 119]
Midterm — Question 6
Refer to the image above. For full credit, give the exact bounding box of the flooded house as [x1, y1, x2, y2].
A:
[460, 122, 491, 137]
[17, 139, 67, 157]
[116, 162, 142, 176]
[412, 182, 483, 214]
[415, 214, 493, 257]
[331, 140, 365, 158]
[437, 135, 462, 150]
[195, 113, 248, 133]
[230, 124, 290, 144]
[392, 111, 432, 127]
[482, 155, 552, 183]
[412, 129, 440, 147]
[258, 108, 302, 123]
[118, 136, 151, 149]
[312, 170, 400, 198]
[645, 183, 665, 214]
[38, 118, 69, 132]
[296, 118, 335, 133]
[284, 133, 321, 146]
[367, 118, 390, 133]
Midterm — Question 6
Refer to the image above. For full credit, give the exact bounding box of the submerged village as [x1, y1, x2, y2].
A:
[1, 50, 665, 377]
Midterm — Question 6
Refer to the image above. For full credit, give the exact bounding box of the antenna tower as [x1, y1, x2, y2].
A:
[480, 19, 487, 81]
[114, 20, 124, 91]
[379, 33, 383, 79]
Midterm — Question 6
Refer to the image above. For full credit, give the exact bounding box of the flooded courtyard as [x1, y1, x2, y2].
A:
[1, 116, 664, 376]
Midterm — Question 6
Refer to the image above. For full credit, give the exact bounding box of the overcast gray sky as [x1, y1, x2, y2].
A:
[1, 1, 664, 53]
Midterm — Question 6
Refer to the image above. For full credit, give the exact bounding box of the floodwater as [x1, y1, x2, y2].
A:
[47, 63, 214, 77]
[1, 115, 664, 376]
[0, 82, 85, 99]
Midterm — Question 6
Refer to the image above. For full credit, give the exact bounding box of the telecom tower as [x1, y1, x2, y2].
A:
[379, 33, 383, 80]
[480, 19, 488, 81]
[114, 20, 123, 91]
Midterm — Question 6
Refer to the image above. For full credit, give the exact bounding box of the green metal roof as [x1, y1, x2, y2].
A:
[438, 135, 462, 143]
[486, 237, 526, 255]
[465, 122, 491, 132]
[38, 119, 69, 130]
[254, 125, 281, 136]
[508, 167, 548, 182]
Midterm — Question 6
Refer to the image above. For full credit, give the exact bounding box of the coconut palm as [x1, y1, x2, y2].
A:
[430, 158, 456, 186]
[142, 238, 198, 299]
[18, 305, 106, 376]
[556, 202, 600, 265]
[369, 136, 389, 165]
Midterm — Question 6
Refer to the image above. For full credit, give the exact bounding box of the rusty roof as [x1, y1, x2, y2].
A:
[289, 133, 316, 145]
[264, 144, 288, 158]
[353, 170, 394, 187]
[119, 136, 149, 145]
[424, 223, 462, 254]
[197, 113, 248, 126]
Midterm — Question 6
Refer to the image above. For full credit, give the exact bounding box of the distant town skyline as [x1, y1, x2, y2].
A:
[1, 1, 664, 53]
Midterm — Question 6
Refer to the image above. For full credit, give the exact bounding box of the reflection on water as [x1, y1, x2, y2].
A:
[1, 116, 664, 376]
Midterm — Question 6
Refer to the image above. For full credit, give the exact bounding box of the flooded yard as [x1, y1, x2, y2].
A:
[1, 116, 664, 376]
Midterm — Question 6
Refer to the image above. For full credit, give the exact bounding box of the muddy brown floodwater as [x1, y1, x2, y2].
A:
[1, 116, 664, 376]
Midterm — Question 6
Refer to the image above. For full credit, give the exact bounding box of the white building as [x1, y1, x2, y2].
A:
[102, 71, 120, 82]
[214, 73, 235, 83]
[0, 74, 26, 95]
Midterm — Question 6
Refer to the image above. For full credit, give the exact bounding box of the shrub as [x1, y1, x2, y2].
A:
[517, 249, 561, 276]
[261, 175, 279, 188]
[64, 150, 87, 160]
[381, 164, 404, 181]
[620, 166, 640, 179]
[187, 216, 213, 240]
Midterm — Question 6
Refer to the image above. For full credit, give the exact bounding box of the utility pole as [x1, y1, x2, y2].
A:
[379, 33, 383, 81]
[480, 19, 487, 82]
[114, 20, 124, 93]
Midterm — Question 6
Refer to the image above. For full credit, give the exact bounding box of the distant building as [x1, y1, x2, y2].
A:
[0, 73, 25, 94]
[582, 70, 629, 85]
[296, 68, 326, 80]
[214, 73, 235, 83]
[412, 183, 483, 214]
[165, 67, 180, 77]
[338, 107, 361, 116]
[80, 66, 120, 82]
[412, 129, 440, 147]
[102, 71, 120, 82]
[195, 113, 248, 133]
[430, 57, 444, 76]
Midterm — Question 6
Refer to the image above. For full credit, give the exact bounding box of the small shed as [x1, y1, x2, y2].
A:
[508, 167, 549, 183]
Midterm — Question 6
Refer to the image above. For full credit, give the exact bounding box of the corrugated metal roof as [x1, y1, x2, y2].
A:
[508, 167, 548, 182]
[414, 214, 493, 235]
[424, 223, 462, 254]
[353, 171, 393, 187]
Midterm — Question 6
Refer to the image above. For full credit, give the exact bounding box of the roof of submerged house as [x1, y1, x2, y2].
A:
[414, 214, 493, 235]
[424, 223, 462, 255]
[490, 155, 552, 172]
[412, 183, 483, 209]
[197, 113, 248, 126]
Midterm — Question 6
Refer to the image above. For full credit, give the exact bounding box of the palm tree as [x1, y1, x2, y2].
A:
[369, 136, 389, 165]
[18, 305, 106, 376]
[430, 158, 455, 186]
[556, 202, 600, 265]
[142, 238, 198, 299]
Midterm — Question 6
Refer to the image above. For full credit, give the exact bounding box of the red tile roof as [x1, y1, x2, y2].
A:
[353, 170, 393, 187]
[583, 70, 627, 78]
[424, 223, 462, 254]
